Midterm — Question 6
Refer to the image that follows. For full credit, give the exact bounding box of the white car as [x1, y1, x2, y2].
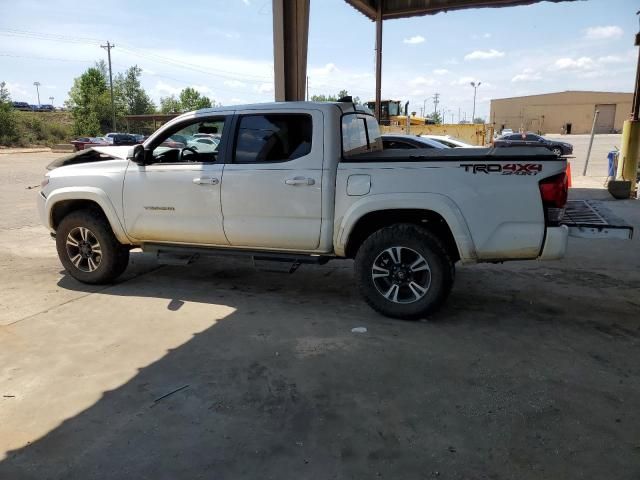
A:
[421, 135, 480, 148]
[39, 101, 583, 319]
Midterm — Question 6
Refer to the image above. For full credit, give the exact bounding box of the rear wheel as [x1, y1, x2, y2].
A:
[551, 147, 562, 156]
[354, 224, 454, 320]
[56, 209, 129, 284]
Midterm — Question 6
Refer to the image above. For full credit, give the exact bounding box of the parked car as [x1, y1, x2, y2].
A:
[38, 101, 583, 320]
[501, 128, 514, 135]
[382, 134, 449, 150]
[11, 101, 31, 111]
[494, 132, 573, 156]
[422, 135, 480, 148]
[38, 104, 55, 112]
[105, 134, 138, 146]
[70, 137, 110, 152]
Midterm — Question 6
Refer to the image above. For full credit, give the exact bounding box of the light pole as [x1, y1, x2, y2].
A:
[49, 96, 54, 107]
[470, 81, 481, 122]
[422, 98, 428, 118]
[33, 81, 41, 106]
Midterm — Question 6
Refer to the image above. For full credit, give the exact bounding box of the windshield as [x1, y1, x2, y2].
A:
[342, 113, 383, 158]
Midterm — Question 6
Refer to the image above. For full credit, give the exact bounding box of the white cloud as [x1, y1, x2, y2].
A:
[512, 69, 542, 82]
[584, 25, 623, 40]
[191, 84, 214, 96]
[450, 76, 476, 86]
[445, 57, 459, 65]
[256, 82, 274, 94]
[309, 63, 338, 76]
[464, 49, 505, 60]
[5, 82, 30, 98]
[483, 33, 492, 39]
[223, 79, 247, 88]
[551, 56, 595, 70]
[433, 69, 449, 75]
[154, 80, 181, 96]
[408, 76, 437, 88]
[403, 35, 425, 45]
[241, 0, 250, 5]
[597, 55, 624, 64]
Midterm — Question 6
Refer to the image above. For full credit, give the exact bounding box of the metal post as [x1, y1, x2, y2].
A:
[33, 81, 40, 106]
[374, 1, 383, 121]
[582, 109, 599, 176]
[404, 101, 410, 134]
[101, 41, 116, 131]
[272, 0, 309, 102]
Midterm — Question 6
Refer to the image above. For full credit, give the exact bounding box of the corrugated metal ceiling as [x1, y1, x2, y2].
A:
[345, 0, 579, 20]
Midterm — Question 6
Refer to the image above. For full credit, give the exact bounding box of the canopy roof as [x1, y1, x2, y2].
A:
[345, 0, 578, 20]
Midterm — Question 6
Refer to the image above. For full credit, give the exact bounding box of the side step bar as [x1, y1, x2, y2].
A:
[561, 200, 633, 240]
[143, 243, 333, 270]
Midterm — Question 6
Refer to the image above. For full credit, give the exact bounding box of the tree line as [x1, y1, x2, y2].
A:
[67, 61, 218, 136]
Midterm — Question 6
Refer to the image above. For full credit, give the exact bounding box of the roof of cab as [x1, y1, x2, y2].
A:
[189, 101, 373, 117]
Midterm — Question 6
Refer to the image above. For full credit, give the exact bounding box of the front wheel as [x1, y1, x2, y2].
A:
[551, 147, 562, 156]
[56, 209, 130, 284]
[354, 224, 454, 320]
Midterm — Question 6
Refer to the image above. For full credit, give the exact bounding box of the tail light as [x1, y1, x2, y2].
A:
[539, 172, 568, 225]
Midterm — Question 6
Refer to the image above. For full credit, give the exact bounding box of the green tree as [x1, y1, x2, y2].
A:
[67, 65, 112, 135]
[0, 81, 10, 104]
[114, 65, 155, 115]
[179, 87, 213, 111]
[159, 95, 182, 113]
[0, 81, 20, 146]
[473, 117, 486, 124]
[425, 111, 442, 125]
[311, 90, 360, 104]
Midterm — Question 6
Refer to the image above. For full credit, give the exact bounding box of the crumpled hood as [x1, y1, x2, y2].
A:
[47, 145, 133, 170]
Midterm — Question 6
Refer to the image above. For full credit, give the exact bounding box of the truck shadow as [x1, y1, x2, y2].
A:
[2, 254, 639, 479]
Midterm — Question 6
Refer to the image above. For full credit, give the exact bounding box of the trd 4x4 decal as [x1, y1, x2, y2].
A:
[460, 163, 543, 175]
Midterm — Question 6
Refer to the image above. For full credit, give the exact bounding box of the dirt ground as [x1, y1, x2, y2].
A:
[0, 145, 639, 479]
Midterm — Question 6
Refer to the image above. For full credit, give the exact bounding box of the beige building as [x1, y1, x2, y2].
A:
[490, 91, 632, 135]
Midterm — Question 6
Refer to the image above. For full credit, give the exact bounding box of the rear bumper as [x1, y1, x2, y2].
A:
[539, 225, 569, 260]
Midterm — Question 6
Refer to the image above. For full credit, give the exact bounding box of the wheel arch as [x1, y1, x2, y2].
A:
[46, 188, 130, 244]
[336, 194, 477, 262]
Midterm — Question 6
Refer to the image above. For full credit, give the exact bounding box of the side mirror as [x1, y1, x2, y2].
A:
[130, 144, 146, 165]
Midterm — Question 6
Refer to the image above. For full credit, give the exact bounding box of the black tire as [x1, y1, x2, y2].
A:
[354, 224, 454, 320]
[551, 147, 562, 156]
[55, 209, 129, 284]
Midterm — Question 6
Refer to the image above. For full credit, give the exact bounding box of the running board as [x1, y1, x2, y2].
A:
[561, 200, 633, 240]
[144, 243, 332, 268]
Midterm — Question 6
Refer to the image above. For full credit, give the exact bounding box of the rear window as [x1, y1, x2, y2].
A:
[342, 113, 382, 158]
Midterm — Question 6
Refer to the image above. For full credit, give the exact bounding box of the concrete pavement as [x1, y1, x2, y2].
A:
[0, 147, 639, 479]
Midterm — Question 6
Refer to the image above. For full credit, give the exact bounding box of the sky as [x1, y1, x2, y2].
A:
[0, 0, 637, 121]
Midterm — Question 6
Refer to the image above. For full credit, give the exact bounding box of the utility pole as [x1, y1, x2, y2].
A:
[470, 81, 481, 122]
[49, 96, 54, 107]
[432, 93, 440, 117]
[306, 76, 309, 101]
[33, 81, 41, 106]
[101, 41, 116, 132]
[458, 107, 461, 124]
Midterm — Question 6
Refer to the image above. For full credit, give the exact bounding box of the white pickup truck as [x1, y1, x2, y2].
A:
[38, 101, 583, 319]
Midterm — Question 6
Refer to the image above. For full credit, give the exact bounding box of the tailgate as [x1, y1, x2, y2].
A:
[561, 200, 633, 240]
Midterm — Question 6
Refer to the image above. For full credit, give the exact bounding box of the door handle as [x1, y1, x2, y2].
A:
[193, 177, 219, 185]
[285, 177, 315, 186]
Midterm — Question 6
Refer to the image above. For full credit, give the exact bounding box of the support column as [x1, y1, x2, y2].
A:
[619, 21, 640, 195]
[273, 0, 310, 102]
[374, 1, 383, 121]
